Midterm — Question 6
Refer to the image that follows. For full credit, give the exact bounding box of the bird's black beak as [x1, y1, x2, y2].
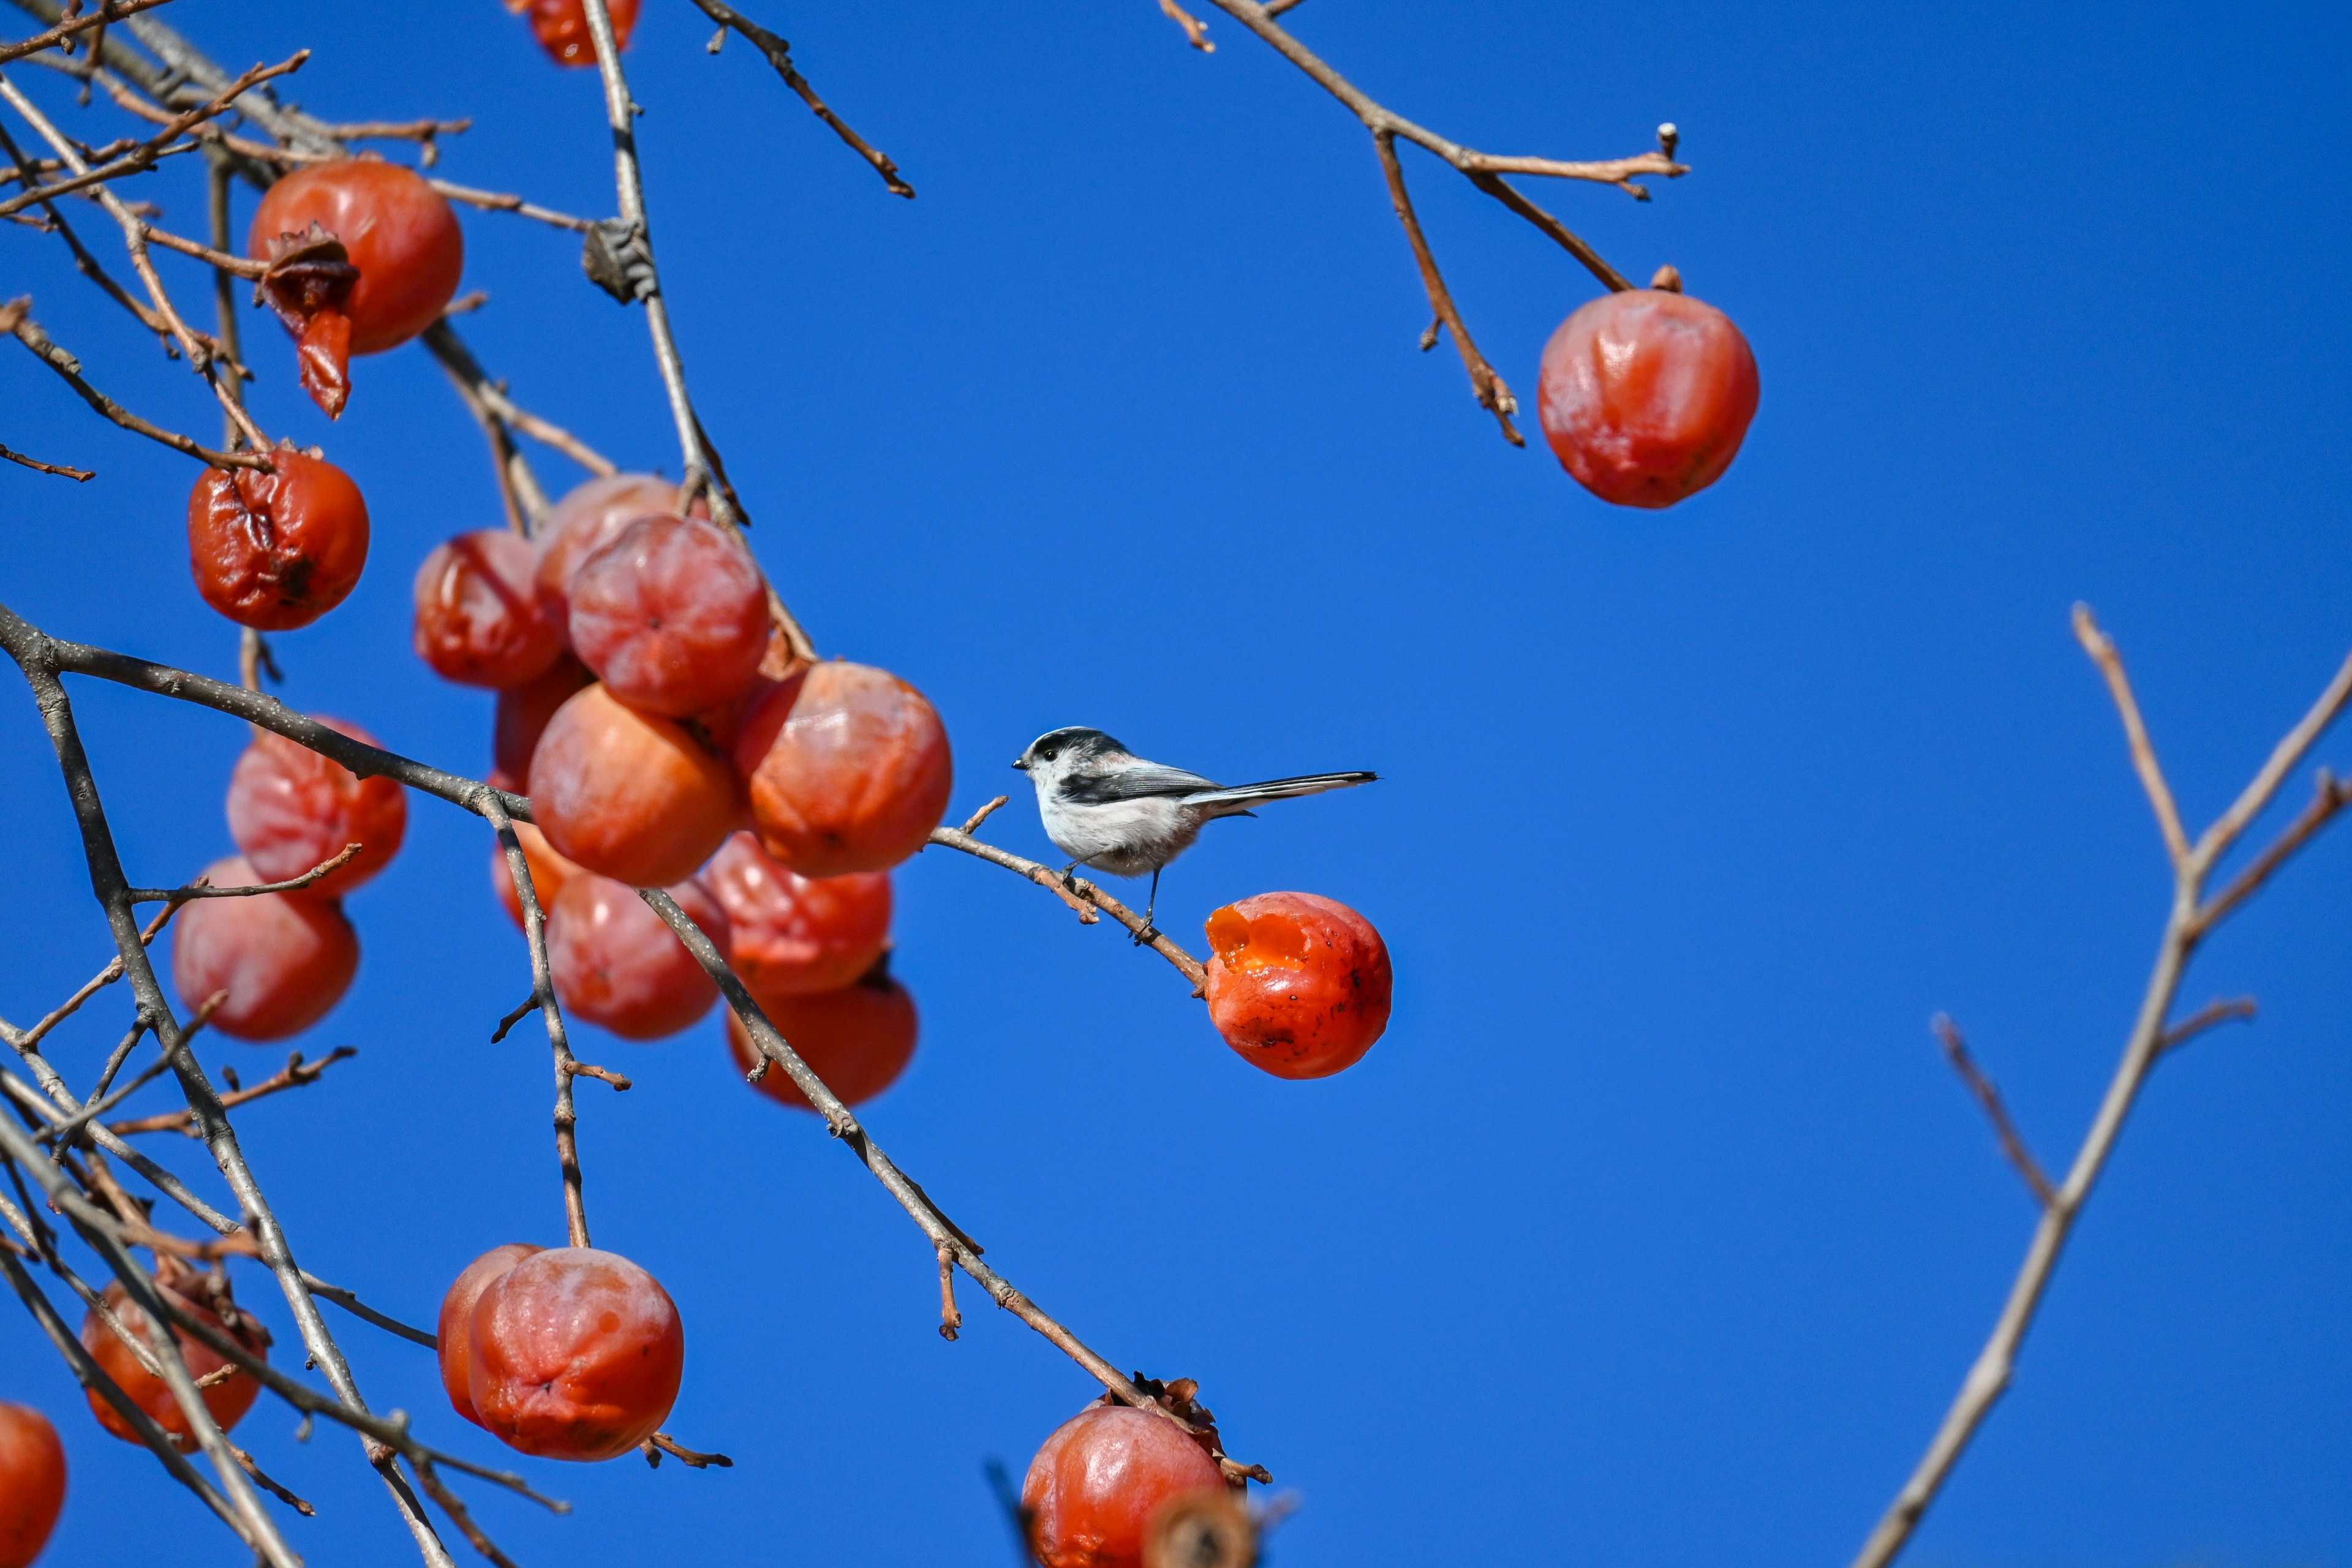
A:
[1011, 756, 1028, 771]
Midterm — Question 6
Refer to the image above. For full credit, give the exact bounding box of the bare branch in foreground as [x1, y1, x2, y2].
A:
[0, 0, 173, 67]
[1929, 1015, 2052, 1208]
[128, 841, 361, 902]
[111, 1046, 358, 1137]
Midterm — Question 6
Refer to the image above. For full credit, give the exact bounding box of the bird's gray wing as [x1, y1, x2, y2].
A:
[1060, 761, 1223, 804]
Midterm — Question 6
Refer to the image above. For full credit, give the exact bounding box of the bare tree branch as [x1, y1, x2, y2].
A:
[687, 0, 913, 198]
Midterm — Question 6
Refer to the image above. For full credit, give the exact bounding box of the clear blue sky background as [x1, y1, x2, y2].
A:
[2, 2, 2348, 1564]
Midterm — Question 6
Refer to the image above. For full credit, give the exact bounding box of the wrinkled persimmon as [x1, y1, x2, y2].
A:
[568, 515, 769, 717]
[0, 1403, 64, 1568]
[467, 1246, 682, 1461]
[79, 1274, 268, 1452]
[227, 718, 407, 900]
[529, 684, 741, 887]
[509, 0, 641, 67]
[490, 819, 583, 930]
[170, 856, 360, 1041]
[532, 473, 703, 634]
[724, 968, 916, 1112]
[437, 1243, 543, 1428]
[1022, 1405, 1227, 1568]
[414, 529, 565, 688]
[547, 873, 729, 1039]
[701, 831, 891, 1000]
[1536, 285, 1759, 509]
[494, 652, 594, 782]
[187, 453, 369, 630]
[733, 662, 952, 877]
[1202, 892, 1391, 1079]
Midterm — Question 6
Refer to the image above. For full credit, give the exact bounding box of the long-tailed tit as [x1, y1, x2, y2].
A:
[1012, 726, 1376, 939]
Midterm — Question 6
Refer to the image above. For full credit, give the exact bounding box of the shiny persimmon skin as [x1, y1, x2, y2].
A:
[437, 1243, 543, 1428]
[1203, 892, 1391, 1079]
[516, 0, 641, 67]
[187, 453, 369, 631]
[415, 530, 565, 688]
[724, 974, 916, 1112]
[227, 717, 407, 900]
[170, 856, 360, 1041]
[733, 662, 954, 877]
[80, 1279, 267, 1452]
[569, 515, 770, 717]
[529, 684, 741, 887]
[1537, 287, 1759, 509]
[701, 832, 891, 1000]
[467, 1247, 682, 1461]
[494, 653, 594, 782]
[1022, 1406, 1227, 1568]
[547, 873, 729, 1039]
[248, 160, 462, 356]
[0, 1403, 64, 1568]
[533, 473, 703, 636]
[490, 820, 582, 930]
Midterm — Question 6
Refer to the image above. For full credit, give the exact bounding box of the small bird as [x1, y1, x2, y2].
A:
[1013, 726, 1376, 939]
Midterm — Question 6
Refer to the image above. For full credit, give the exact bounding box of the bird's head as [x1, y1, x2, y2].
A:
[1013, 726, 1125, 790]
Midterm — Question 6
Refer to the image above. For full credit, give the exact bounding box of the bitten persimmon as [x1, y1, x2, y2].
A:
[227, 718, 407, 900]
[1536, 286, 1758, 509]
[733, 662, 953, 877]
[415, 530, 565, 688]
[490, 819, 583, 930]
[187, 453, 369, 630]
[0, 1403, 64, 1568]
[1022, 1405, 1227, 1568]
[528, 684, 741, 887]
[248, 159, 463, 416]
[569, 515, 769, 717]
[467, 1247, 682, 1461]
[494, 652, 594, 782]
[547, 873, 729, 1039]
[509, 0, 641, 67]
[437, 1243, 543, 1428]
[170, 857, 360, 1041]
[532, 473, 703, 635]
[79, 1275, 268, 1452]
[724, 968, 916, 1112]
[1202, 892, 1391, 1079]
[701, 832, 891, 1000]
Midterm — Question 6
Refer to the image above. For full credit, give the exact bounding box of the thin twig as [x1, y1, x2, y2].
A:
[1159, 0, 1215, 52]
[0, 0, 172, 68]
[429, 178, 592, 232]
[1929, 1015, 2053, 1208]
[2156, 996, 2257, 1057]
[685, 0, 913, 197]
[925, 824, 1209, 992]
[937, 1244, 962, 1340]
[128, 842, 361, 902]
[4, 296, 268, 467]
[111, 1046, 358, 1137]
[480, 794, 590, 1249]
[0, 439, 92, 478]
[640, 1431, 733, 1469]
[1374, 129, 1518, 445]
[2071, 606, 2192, 870]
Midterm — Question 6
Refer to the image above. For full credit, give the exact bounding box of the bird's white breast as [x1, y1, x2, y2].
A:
[1039, 794, 1203, 877]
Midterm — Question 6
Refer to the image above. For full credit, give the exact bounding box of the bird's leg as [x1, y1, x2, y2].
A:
[1060, 859, 1085, 891]
[1131, 867, 1162, 946]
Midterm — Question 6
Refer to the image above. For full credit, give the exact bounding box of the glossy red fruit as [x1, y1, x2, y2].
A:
[0, 1403, 64, 1568]
[1022, 1406, 1227, 1568]
[227, 718, 407, 900]
[187, 453, 369, 630]
[724, 970, 916, 1112]
[80, 1275, 268, 1452]
[1202, 892, 1391, 1079]
[468, 1246, 682, 1461]
[568, 515, 769, 717]
[437, 1243, 543, 1428]
[533, 473, 703, 636]
[494, 652, 595, 782]
[415, 530, 565, 688]
[490, 820, 583, 930]
[1536, 286, 1759, 509]
[701, 832, 891, 1000]
[547, 873, 729, 1039]
[529, 684, 741, 887]
[170, 856, 360, 1041]
[248, 159, 463, 416]
[509, 0, 641, 67]
[733, 662, 952, 877]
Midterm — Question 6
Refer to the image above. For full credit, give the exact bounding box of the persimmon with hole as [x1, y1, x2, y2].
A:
[547, 873, 729, 1039]
[532, 473, 704, 635]
[247, 159, 462, 417]
[725, 967, 917, 1112]
[170, 857, 360, 1041]
[0, 1403, 64, 1568]
[1536, 285, 1759, 509]
[489, 818, 583, 930]
[467, 1246, 682, 1461]
[187, 453, 369, 630]
[733, 662, 953, 876]
[227, 718, 407, 900]
[1022, 1405, 1227, 1568]
[701, 831, 891, 1000]
[1203, 892, 1391, 1079]
[415, 530, 564, 688]
[494, 652, 594, 782]
[79, 1275, 268, 1452]
[437, 1243, 543, 1428]
[569, 515, 769, 716]
[508, 0, 640, 67]
[529, 684, 741, 886]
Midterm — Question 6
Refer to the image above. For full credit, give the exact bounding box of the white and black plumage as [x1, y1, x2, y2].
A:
[1012, 726, 1376, 936]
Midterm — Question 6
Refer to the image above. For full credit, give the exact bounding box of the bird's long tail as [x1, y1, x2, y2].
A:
[1183, 771, 1378, 813]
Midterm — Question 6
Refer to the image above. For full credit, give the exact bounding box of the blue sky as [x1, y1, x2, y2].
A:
[1, 1, 2348, 1564]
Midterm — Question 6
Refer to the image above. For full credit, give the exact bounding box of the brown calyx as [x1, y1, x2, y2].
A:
[1098, 1373, 1272, 1487]
[257, 223, 360, 418]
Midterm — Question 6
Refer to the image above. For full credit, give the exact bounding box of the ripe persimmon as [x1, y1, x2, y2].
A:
[1023, 1405, 1227, 1568]
[170, 856, 360, 1041]
[701, 831, 891, 1000]
[528, 684, 741, 888]
[79, 1275, 268, 1452]
[1536, 285, 1758, 509]
[467, 1246, 682, 1461]
[226, 718, 407, 900]
[187, 453, 369, 630]
[0, 1403, 64, 1568]
[510, 0, 641, 67]
[724, 968, 916, 1112]
[1202, 892, 1391, 1079]
[437, 1243, 543, 1428]
[415, 530, 565, 688]
[569, 515, 769, 717]
[733, 662, 952, 877]
[547, 873, 729, 1039]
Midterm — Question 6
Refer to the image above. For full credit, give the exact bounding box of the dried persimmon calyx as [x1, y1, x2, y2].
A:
[257, 222, 361, 417]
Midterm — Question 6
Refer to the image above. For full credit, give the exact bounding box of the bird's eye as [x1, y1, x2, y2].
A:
[1039, 747, 1057, 762]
